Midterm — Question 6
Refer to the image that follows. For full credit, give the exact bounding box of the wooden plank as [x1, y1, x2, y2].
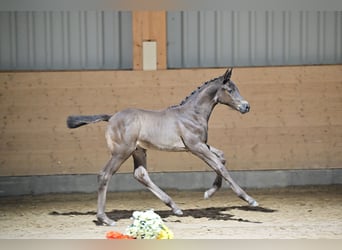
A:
[132, 11, 167, 70]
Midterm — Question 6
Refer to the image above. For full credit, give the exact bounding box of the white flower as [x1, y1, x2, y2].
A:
[125, 209, 164, 239]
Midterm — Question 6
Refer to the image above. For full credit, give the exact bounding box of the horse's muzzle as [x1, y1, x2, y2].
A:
[239, 102, 250, 114]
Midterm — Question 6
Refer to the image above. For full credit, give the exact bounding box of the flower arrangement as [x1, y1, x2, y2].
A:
[106, 209, 174, 240]
[126, 210, 174, 239]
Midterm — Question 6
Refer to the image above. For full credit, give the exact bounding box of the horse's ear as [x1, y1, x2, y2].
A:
[223, 68, 233, 81]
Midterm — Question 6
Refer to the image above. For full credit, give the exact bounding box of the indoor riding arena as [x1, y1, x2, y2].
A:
[1, 7, 341, 240]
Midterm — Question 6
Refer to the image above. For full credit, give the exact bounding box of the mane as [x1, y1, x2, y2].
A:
[169, 76, 222, 109]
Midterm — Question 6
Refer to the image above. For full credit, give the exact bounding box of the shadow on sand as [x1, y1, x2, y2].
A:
[50, 205, 277, 225]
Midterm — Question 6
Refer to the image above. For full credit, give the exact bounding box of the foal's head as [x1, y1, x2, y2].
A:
[216, 68, 250, 114]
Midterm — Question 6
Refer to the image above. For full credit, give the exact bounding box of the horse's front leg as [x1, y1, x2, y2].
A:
[204, 174, 222, 199]
[186, 141, 258, 207]
[204, 146, 225, 199]
[132, 147, 183, 216]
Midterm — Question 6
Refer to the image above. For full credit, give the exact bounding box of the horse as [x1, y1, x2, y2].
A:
[67, 68, 258, 226]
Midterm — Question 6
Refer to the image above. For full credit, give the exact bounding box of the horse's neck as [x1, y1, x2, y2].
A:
[178, 85, 219, 122]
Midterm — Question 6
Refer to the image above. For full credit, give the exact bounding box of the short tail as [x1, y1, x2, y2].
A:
[66, 114, 112, 129]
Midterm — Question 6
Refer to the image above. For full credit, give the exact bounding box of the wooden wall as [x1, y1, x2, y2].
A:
[0, 65, 341, 176]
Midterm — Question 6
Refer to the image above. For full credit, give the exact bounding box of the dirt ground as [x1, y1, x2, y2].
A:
[0, 185, 341, 239]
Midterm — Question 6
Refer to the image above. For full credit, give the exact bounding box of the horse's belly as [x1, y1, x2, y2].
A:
[136, 136, 186, 152]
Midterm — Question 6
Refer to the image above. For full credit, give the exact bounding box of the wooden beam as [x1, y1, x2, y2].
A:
[132, 11, 167, 70]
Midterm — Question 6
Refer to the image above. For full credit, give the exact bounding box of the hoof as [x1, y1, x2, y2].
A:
[173, 208, 183, 216]
[249, 200, 259, 207]
[97, 215, 116, 226]
[106, 220, 116, 226]
[204, 188, 216, 199]
[204, 191, 210, 199]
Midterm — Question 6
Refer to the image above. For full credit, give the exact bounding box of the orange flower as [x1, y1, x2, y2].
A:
[106, 231, 135, 240]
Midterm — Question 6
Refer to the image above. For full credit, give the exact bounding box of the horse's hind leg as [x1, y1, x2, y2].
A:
[97, 152, 131, 226]
[132, 147, 183, 216]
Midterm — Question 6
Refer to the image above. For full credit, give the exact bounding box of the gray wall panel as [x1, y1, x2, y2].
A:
[1, 169, 341, 196]
[2, 10, 341, 70]
[0, 11, 132, 70]
[167, 11, 342, 68]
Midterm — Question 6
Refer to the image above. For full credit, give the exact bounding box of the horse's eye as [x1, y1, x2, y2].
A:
[227, 89, 233, 94]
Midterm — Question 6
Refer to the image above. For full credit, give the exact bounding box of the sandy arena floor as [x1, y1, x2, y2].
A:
[0, 185, 341, 239]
